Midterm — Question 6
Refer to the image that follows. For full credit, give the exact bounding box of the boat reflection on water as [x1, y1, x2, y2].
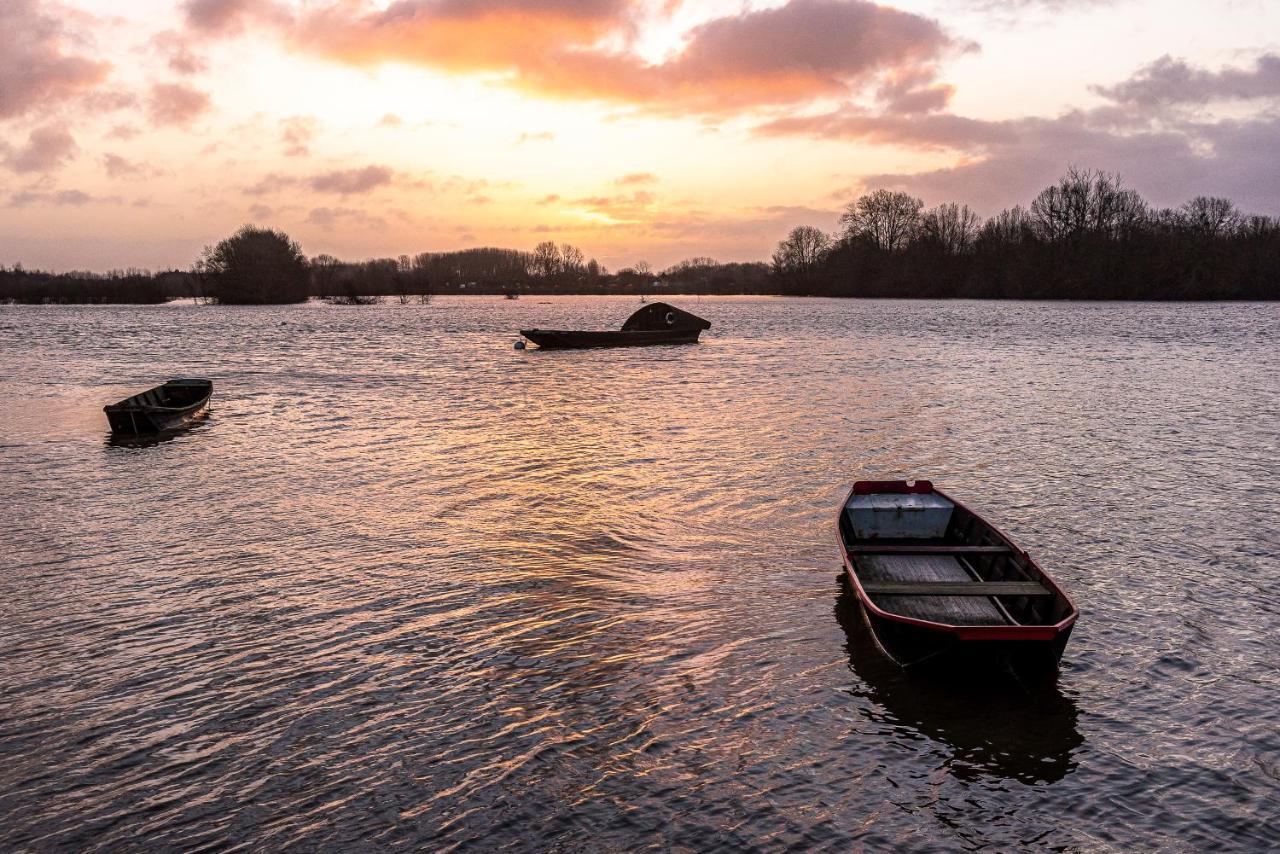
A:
[103, 419, 210, 449]
[835, 594, 1083, 784]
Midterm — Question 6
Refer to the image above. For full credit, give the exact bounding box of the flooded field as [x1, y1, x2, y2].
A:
[1, 297, 1277, 850]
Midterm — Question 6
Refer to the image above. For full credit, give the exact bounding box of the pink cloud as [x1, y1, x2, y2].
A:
[245, 172, 296, 195]
[102, 153, 159, 179]
[0, 0, 111, 119]
[147, 82, 212, 126]
[757, 109, 1015, 149]
[280, 115, 319, 156]
[107, 124, 141, 141]
[9, 188, 116, 208]
[1092, 53, 1280, 108]
[853, 114, 1280, 217]
[309, 165, 394, 194]
[2, 124, 78, 174]
[150, 31, 209, 75]
[756, 53, 1280, 216]
[183, 0, 292, 36]
[306, 205, 387, 230]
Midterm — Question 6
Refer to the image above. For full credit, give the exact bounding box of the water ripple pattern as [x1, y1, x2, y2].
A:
[1, 297, 1278, 851]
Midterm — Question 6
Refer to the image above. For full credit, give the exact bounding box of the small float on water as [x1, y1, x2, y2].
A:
[837, 480, 1077, 669]
[519, 302, 710, 349]
[104, 378, 213, 436]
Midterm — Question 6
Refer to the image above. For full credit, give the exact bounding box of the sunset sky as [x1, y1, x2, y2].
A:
[2, 0, 1278, 272]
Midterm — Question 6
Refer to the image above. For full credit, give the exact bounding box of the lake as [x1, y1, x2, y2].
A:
[1, 296, 1277, 850]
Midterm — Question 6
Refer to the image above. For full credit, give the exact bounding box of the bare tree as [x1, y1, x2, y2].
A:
[532, 241, 560, 278]
[560, 243, 585, 275]
[919, 203, 982, 255]
[977, 206, 1032, 248]
[772, 225, 831, 274]
[840, 189, 924, 252]
[633, 260, 652, 276]
[310, 254, 341, 297]
[1181, 196, 1241, 238]
[1030, 168, 1147, 241]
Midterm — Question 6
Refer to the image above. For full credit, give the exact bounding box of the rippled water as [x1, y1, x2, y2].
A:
[1, 297, 1278, 851]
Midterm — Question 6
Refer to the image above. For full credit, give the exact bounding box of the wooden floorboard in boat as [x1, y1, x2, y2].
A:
[856, 554, 1009, 625]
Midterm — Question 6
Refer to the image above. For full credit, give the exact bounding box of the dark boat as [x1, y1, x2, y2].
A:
[520, 302, 710, 349]
[837, 480, 1077, 669]
[104, 378, 213, 435]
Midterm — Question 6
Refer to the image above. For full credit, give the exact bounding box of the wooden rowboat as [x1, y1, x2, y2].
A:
[837, 480, 1078, 669]
[520, 302, 710, 349]
[104, 378, 213, 435]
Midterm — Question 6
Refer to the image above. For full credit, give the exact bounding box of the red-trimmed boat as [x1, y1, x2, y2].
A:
[837, 480, 1078, 669]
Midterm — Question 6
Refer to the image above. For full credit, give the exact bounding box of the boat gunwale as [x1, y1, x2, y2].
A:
[836, 480, 1079, 639]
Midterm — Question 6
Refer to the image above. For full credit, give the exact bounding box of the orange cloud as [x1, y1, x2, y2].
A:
[615, 172, 656, 185]
[281, 0, 957, 114]
[291, 0, 628, 72]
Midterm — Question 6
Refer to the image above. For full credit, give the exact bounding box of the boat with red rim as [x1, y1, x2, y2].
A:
[837, 480, 1078, 668]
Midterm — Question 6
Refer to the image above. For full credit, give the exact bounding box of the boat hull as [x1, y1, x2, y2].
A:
[519, 328, 703, 349]
[840, 572, 1074, 669]
[104, 380, 213, 436]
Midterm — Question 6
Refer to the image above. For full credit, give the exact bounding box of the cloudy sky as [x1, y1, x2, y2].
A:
[2, 0, 1278, 271]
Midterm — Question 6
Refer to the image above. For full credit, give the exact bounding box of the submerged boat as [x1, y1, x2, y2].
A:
[837, 480, 1077, 668]
[104, 378, 213, 435]
[520, 302, 710, 349]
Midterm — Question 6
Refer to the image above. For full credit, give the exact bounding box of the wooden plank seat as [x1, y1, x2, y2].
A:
[856, 554, 1010, 624]
[860, 581, 1051, 597]
[846, 544, 1012, 555]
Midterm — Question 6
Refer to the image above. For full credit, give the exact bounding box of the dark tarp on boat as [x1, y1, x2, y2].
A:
[519, 302, 711, 349]
[620, 302, 712, 332]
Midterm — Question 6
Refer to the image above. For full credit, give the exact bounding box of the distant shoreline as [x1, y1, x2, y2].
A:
[4, 292, 1278, 306]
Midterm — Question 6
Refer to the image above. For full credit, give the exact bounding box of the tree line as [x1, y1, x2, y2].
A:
[772, 168, 1280, 300]
[0, 230, 770, 304]
[3, 168, 1277, 303]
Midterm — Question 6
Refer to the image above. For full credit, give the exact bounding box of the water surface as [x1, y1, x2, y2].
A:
[1, 297, 1278, 850]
